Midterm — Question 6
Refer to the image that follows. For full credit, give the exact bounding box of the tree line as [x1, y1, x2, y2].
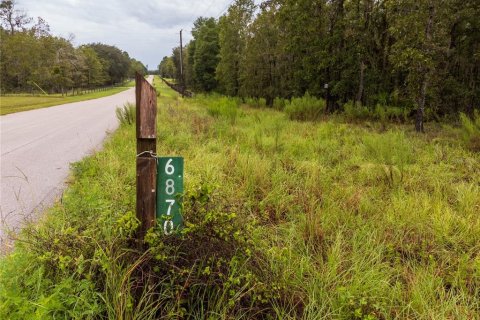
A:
[0, 0, 147, 94]
[159, 0, 480, 131]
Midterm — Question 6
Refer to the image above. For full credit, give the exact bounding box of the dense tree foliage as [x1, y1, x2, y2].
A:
[216, 0, 255, 96]
[158, 56, 176, 79]
[84, 43, 133, 85]
[190, 17, 220, 92]
[0, 0, 146, 93]
[164, 0, 480, 129]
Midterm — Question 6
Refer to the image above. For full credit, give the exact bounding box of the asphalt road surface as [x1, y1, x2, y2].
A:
[0, 76, 153, 248]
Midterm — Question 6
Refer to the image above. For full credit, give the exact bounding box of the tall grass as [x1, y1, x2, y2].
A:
[205, 96, 239, 124]
[116, 103, 136, 125]
[460, 111, 480, 151]
[245, 97, 267, 109]
[284, 93, 326, 121]
[1, 77, 479, 319]
[344, 101, 410, 124]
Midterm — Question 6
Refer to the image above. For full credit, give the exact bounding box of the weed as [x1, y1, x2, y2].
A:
[344, 101, 410, 126]
[344, 101, 371, 122]
[273, 97, 286, 111]
[116, 103, 136, 126]
[460, 111, 480, 151]
[285, 93, 326, 121]
[206, 96, 239, 125]
[2, 77, 479, 319]
[245, 97, 267, 108]
[362, 131, 413, 185]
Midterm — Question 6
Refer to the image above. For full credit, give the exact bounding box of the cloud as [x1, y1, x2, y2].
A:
[17, 0, 235, 68]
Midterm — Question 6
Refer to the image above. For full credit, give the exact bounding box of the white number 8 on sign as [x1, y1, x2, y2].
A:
[166, 179, 174, 195]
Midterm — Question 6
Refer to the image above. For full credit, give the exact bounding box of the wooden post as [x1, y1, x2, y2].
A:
[136, 73, 157, 240]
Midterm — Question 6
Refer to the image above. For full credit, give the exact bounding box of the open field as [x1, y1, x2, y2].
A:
[1, 76, 479, 319]
[0, 83, 134, 116]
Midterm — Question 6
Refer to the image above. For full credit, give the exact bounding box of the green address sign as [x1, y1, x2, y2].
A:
[157, 157, 184, 235]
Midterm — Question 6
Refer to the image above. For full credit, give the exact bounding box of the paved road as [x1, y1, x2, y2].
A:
[0, 76, 152, 247]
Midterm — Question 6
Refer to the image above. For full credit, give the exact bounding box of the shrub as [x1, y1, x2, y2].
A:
[206, 96, 239, 124]
[374, 104, 387, 125]
[373, 104, 410, 123]
[460, 111, 480, 151]
[273, 97, 286, 111]
[345, 102, 410, 124]
[140, 182, 282, 318]
[0, 249, 104, 319]
[258, 97, 267, 108]
[284, 93, 325, 121]
[245, 97, 255, 107]
[116, 103, 135, 125]
[245, 97, 267, 108]
[344, 101, 371, 122]
[362, 131, 413, 185]
[0, 173, 282, 319]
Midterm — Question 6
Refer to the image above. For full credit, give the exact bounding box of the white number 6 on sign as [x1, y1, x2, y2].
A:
[165, 159, 174, 175]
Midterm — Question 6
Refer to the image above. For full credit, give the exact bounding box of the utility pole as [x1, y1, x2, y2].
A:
[179, 29, 184, 96]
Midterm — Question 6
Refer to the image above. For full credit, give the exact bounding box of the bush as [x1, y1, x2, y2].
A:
[206, 96, 239, 124]
[141, 182, 282, 318]
[0, 164, 282, 319]
[116, 103, 135, 125]
[373, 104, 410, 123]
[284, 93, 326, 121]
[273, 97, 286, 111]
[362, 130, 413, 185]
[0, 249, 104, 319]
[460, 110, 480, 151]
[343, 101, 371, 122]
[245, 97, 267, 108]
[344, 102, 410, 124]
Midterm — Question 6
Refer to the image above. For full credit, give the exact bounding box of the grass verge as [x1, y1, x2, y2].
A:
[1, 76, 479, 319]
[0, 83, 134, 116]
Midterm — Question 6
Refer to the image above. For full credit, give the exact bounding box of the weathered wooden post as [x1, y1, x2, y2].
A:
[136, 73, 157, 240]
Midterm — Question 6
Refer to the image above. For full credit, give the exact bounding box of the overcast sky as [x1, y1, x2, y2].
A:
[18, 0, 246, 69]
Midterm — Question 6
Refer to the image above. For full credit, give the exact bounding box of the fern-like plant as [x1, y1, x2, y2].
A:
[115, 103, 135, 125]
[459, 111, 480, 151]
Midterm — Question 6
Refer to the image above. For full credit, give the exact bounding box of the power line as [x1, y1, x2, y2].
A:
[173, 0, 238, 49]
[215, 0, 236, 18]
[198, 0, 223, 19]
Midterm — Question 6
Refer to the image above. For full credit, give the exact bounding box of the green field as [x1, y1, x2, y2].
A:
[0, 84, 134, 116]
[1, 76, 479, 319]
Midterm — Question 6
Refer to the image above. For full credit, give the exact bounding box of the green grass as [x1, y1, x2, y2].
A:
[1, 76, 479, 319]
[0, 82, 134, 115]
[124, 79, 136, 87]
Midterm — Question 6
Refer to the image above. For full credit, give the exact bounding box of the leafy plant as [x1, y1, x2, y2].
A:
[337, 287, 386, 320]
[460, 111, 480, 151]
[206, 96, 239, 124]
[116, 102, 136, 125]
[284, 92, 325, 121]
[245, 97, 267, 108]
[140, 182, 282, 318]
[362, 131, 413, 185]
[344, 101, 372, 122]
[273, 97, 286, 111]
[2, 79, 480, 319]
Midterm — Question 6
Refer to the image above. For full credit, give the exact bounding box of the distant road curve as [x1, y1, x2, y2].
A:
[0, 75, 153, 248]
